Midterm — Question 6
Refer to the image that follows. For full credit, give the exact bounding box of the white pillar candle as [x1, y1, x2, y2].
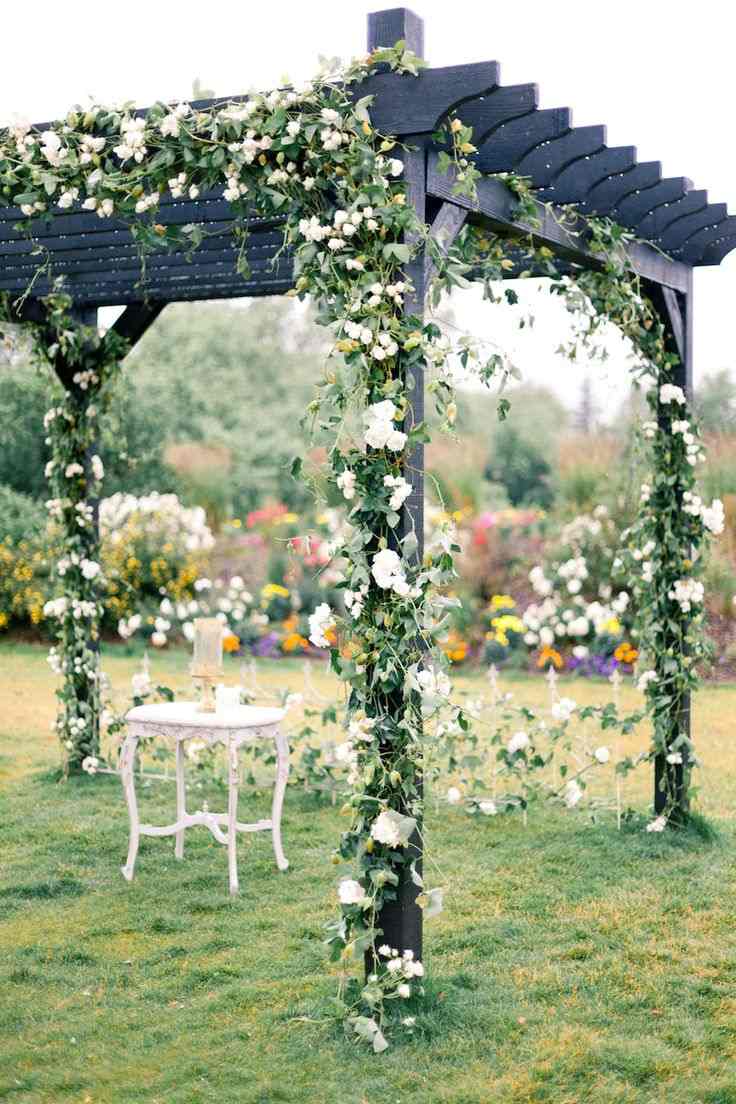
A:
[215, 684, 241, 711]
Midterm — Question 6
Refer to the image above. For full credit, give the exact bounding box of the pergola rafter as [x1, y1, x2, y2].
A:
[1, 5, 729, 963]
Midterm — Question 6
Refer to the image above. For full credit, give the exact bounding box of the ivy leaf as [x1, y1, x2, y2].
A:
[383, 242, 411, 264]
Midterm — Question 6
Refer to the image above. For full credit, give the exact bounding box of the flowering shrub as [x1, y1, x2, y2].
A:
[100, 492, 213, 631]
[520, 506, 636, 670]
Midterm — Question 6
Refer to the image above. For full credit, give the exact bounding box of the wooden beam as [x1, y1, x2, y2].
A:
[426, 152, 691, 293]
[367, 6, 424, 54]
[424, 201, 468, 286]
[110, 302, 166, 347]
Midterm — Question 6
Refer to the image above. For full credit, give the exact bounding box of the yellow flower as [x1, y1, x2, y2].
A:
[602, 617, 622, 636]
[490, 594, 515, 611]
[262, 583, 290, 599]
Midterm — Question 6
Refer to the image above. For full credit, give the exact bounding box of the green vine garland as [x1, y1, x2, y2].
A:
[0, 42, 720, 1047]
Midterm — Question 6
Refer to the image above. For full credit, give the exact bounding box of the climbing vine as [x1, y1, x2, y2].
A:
[0, 39, 721, 1047]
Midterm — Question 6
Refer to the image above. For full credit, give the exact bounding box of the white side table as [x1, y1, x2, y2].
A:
[121, 702, 289, 895]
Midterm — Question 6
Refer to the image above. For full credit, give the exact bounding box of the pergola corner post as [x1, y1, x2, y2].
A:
[646, 272, 694, 822]
[50, 304, 103, 765]
[367, 5, 427, 966]
[45, 300, 163, 768]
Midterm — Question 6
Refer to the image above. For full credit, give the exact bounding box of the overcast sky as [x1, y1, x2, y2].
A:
[1, 0, 733, 414]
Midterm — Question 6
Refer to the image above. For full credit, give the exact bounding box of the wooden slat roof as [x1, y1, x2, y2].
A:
[0, 56, 733, 307]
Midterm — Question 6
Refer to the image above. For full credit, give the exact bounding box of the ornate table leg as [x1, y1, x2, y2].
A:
[120, 730, 140, 882]
[228, 737, 239, 896]
[175, 739, 186, 860]
[272, 727, 290, 872]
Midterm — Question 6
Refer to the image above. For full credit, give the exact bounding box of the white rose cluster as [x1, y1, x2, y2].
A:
[668, 578, 704, 612]
[363, 400, 407, 452]
[308, 602, 335, 648]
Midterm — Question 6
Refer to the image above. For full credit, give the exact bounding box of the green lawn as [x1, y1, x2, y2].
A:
[1, 642, 736, 1103]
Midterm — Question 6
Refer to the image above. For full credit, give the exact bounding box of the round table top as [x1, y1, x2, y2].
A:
[125, 701, 286, 729]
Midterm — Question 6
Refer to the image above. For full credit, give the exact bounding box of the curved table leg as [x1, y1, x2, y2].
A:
[175, 739, 186, 860]
[272, 727, 290, 872]
[120, 731, 140, 882]
[228, 738, 239, 895]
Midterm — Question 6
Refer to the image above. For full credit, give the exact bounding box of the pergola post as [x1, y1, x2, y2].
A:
[367, 6, 426, 964]
[52, 305, 103, 765]
[646, 273, 694, 822]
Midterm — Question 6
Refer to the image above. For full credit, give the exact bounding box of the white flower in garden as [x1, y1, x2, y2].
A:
[415, 665, 451, 703]
[529, 565, 552, 596]
[40, 129, 67, 166]
[397, 983, 411, 999]
[572, 645, 589, 659]
[478, 800, 497, 816]
[308, 602, 335, 648]
[594, 746, 610, 764]
[80, 559, 101, 580]
[344, 586, 368, 619]
[371, 548, 406, 593]
[43, 597, 68, 619]
[551, 697, 577, 723]
[387, 158, 404, 176]
[659, 384, 686, 405]
[337, 470, 356, 500]
[666, 751, 683, 765]
[378, 944, 392, 957]
[348, 715, 376, 743]
[81, 756, 99, 775]
[668, 578, 704, 612]
[446, 786, 462, 805]
[642, 420, 658, 439]
[539, 626, 554, 646]
[567, 578, 582, 594]
[507, 731, 529, 755]
[637, 670, 658, 692]
[384, 474, 412, 512]
[671, 419, 689, 435]
[564, 779, 583, 808]
[90, 454, 104, 481]
[65, 463, 84, 478]
[363, 400, 407, 452]
[567, 617, 589, 637]
[151, 631, 167, 647]
[160, 103, 189, 138]
[646, 815, 667, 833]
[702, 499, 725, 535]
[386, 956, 404, 973]
[338, 878, 366, 906]
[371, 809, 416, 848]
[320, 107, 341, 124]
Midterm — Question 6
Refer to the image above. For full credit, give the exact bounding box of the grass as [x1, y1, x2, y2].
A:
[1, 641, 736, 1103]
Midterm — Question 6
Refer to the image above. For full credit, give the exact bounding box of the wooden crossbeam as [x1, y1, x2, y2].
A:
[426, 152, 691, 293]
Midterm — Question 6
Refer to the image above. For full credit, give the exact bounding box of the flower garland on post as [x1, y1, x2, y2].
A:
[0, 291, 128, 775]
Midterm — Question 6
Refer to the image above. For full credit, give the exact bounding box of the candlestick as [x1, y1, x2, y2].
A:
[191, 617, 224, 712]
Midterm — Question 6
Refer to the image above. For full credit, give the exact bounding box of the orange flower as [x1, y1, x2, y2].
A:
[537, 646, 564, 670]
[614, 642, 638, 664]
[282, 632, 309, 653]
[223, 632, 240, 653]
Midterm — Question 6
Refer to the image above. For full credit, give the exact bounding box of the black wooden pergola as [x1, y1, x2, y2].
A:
[3, 7, 734, 959]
